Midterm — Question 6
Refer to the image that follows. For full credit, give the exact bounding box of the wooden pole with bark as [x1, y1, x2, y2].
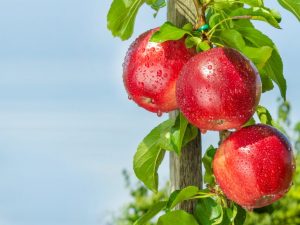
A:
[168, 0, 202, 214]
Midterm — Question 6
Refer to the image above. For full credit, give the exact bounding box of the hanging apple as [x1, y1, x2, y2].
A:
[213, 124, 295, 209]
[176, 47, 262, 130]
[123, 28, 195, 115]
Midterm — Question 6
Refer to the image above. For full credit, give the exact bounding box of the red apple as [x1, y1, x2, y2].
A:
[123, 29, 195, 114]
[213, 124, 295, 209]
[176, 47, 262, 130]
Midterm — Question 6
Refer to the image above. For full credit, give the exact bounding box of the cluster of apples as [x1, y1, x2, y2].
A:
[123, 28, 295, 209]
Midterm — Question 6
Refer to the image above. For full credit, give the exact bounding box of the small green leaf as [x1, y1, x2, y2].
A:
[260, 72, 274, 92]
[133, 119, 174, 192]
[256, 105, 286, 133]
[167, 186, 199, 209]
[107, 0, 145, 40]
[197, 41, 212, 51]
[195, 197, 223, 225]
[160, 113, 198, 155]
[277, 0, 300, 21]
[230, 7, 281, 28]
[243, 117, 256, 127]
[233, 204, 247, 225]
[202, 146, 217, 186]
[157, 210, 199, 225]
[150, 22, 191, 43]
[146, 0, 166, 17]
[185, 36, 202, 48]
[270, 9, 282, 22]
[185, 37, 211, 52]
[134, 201, 167, 225]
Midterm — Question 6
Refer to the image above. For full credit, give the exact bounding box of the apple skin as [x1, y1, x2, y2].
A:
[176, 47, 262, 130]
[123, 28, 195, 113]
[213, 124, 295, 209]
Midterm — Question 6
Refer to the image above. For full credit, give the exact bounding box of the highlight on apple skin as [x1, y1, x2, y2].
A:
[176, 47, 262, 130]
[213, 124, 295, 209]
[123, 28, 195, 115]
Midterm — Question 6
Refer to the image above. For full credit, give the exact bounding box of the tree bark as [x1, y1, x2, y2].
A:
[168, 0, 202, 214]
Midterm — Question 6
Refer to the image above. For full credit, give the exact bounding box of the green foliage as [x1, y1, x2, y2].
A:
[107, 0, 166, 40]
[107, 0, 145, 40]
[195, 197, 223, 225]
[256, 105, 286, 133]
[150, 22, 192, 42]
[277, 0, 300, 21]
[133, 113, 198, 192]
[157, 210, 199, 225]
[229, 7, 281, 28]
[202, 146, 217, 186]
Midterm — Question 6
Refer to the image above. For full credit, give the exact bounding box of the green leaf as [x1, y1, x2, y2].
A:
[107, 0, 145, 40]
[150, 22, 191, 43]
[146, 0, 166, 17]
[157, 210, 199, 225]
[133, 119, 174, 192]
[213, 0, 263, 8]
[202, 146, 217, 186]
[195, 197, 223, 225]
[256, 105, 286, 133]
[185, 37, 211, 52]
[233, 204, 247, 225]
[242, 46, 273, 69]
[260, 72, 274, 92]
[167, 186, 199, 209]
[198, 41, 212, 51]
[239, 0, 263, 6]
[237, 27, 286, 99]
[185, 36, 202, 48]
[134, 201, 167, 225]
[182, 23, 194, 31]
[218, 29, 246, 50]
[134, 115, 198, 191]
[218, 29, 272, 70]
[160, 113, 198, 155]
[230, 7, 281, 28]
[278, 0, 300, 21]
[243, 117, 256, 127]
[210, 0, 241, 10]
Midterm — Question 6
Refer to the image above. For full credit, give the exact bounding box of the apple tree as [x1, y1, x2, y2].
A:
[106, 0, 299, 224]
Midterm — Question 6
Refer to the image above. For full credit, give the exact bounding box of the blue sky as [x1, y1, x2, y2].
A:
[0, 1, 299, 225]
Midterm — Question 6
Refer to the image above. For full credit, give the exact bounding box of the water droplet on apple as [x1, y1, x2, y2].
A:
[157, 110, 163, 117]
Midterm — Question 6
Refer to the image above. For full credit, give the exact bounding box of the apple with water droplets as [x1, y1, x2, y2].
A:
[213, 124, 295, 209]
[123, 28, 195, 115]
[176, 47, 262, 130]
